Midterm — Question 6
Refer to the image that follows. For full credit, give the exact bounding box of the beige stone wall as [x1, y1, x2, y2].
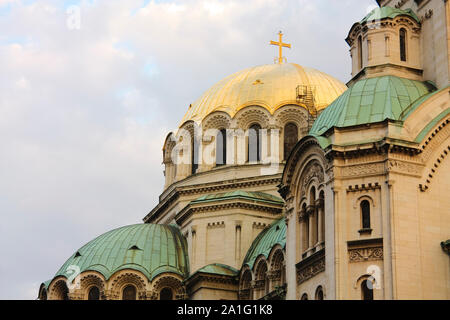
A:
[381, 0, 450, 89]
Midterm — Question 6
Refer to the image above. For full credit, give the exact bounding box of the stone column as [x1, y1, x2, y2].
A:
[316, 198, 325, 245]
[307, 205, 315, 250]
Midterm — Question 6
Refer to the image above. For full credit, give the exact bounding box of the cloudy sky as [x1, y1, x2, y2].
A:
[0, 0, 376, 299]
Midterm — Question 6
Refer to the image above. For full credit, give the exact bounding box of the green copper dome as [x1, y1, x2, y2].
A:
[242, 218, 286, 270]
[309, 76, 436, 148]
[54, 224, 189, 281]
[361, 6, 420, 24]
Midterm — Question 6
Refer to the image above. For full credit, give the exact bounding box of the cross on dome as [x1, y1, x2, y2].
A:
[270, 31, 291, 64]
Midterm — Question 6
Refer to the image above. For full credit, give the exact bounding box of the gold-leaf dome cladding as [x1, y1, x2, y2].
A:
[180, 63, 348, 125]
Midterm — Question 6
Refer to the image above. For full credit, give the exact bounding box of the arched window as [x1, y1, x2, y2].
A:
[284, 123, 298, 160]
[361, 279, 374, 300]
[309, 187, 316, 206]
[160, 287, 173, 300]
[239, 270, 253, 300]
[358, 36, 363, 69]
[315, 286, 324, 300]
[248, 124, 261, 163]
[122, 285, 137, 300]
[53, 280, 69, 300]
[400, 28, 407, 62]
[361, 200, 371, 229]
[216, 129, 227, 166]
[301, 293, 308, 300]
[88, 286, 100, 300]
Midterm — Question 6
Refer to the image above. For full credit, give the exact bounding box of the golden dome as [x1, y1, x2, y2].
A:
[180, 63, 347, 125]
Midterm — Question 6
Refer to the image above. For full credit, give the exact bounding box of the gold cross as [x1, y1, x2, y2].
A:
[270, 31, 291, 64]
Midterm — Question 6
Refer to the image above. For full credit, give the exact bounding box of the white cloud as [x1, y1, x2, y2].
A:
[0, 0, 375, 299]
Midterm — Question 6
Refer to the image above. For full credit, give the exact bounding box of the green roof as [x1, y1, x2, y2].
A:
[194, 264, 239, 277]
[54, 224, 189, 281]
[361, 6, 420, 24]
[242, 218, 286, 270]
[191, 190, 284, 205]
[309, 76, 436, 148]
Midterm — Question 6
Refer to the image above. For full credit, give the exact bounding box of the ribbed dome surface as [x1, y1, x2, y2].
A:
[181, 63, 347, 125]
[242, 218, 286, 269]
[54, 224, 189, 281]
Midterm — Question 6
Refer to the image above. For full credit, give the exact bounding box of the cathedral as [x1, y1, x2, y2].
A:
[39, 0, 450, 300]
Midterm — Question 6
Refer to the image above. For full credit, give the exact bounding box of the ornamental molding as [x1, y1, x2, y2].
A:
[207, 221, 225, 229]
[348, 247, 384, 263]
[420, 118, 450, 162]
[419, 145, 450, 192]
[388, 159, 422, 175]
[176, 201, 282, 225]
[274, 106, 309, 129]
[235, 107, 270, 129]
[296, 249, 325, 285]
[202, 112, 232, 131]
[347, 238, 384, 263]
[300, 161, 325, 198]
[339, 162, 385, 177]
[347, 182, 380, 193]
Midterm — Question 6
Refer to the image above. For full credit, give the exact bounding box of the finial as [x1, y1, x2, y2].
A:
[270, 31, 291, 64]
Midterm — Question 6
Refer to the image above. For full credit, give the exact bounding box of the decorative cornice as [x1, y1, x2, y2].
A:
[145, 175, 282, 223]
[175, 200, 283, 225]
[347, 182, 381, 193]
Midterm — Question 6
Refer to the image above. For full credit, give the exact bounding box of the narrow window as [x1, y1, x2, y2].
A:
[88, 286, 100, 300]
[160, 288, 173, 300]
[284, 123, 298, 160]
[358, 36, 363, 69]
[248, 124, 261, 163]
[301, 293, 308, 300]
[400, 28, 407, 62]
[216, 129, 227, 166]
[122, 285, 137, 300]
[361, 200, 371, 229]
[191, 134, 199, 174]
[315, 286, 324, 300]
[361, 279, 374, 300]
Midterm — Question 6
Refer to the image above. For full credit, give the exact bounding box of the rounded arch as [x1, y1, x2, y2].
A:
[268, 245, 286, 289]
[234, 105, 271, 130]
[239, 267, 253, 300]
[201, 111, 232, 131]
[48, 278, 69, 300]
[38, 284, 48, 300]
[108, 270, 148, 300]
[151, 273, 185, 300]
[80, 272, 106, 300]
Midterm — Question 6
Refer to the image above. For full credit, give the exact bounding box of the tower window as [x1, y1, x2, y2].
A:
[358, 36, 363, 70]
[216, 129, 227, 166]
[400, 28, 407, 62]
[361, 200, 371, 229]
[284, 123, 298, 160]
[191, 134, 199, 174]
[248, 124, 261, 163]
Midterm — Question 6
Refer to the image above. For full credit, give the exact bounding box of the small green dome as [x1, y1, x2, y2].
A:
[242, 218, 286, 270]
[54, 224, 189, 281]
[309, 76, 436, 147]
[361, 6, 420, 24]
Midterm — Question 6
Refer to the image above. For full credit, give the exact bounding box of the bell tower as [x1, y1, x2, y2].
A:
[346, 7, 422, 86]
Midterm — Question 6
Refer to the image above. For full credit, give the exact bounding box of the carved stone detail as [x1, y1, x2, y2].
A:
[348, 247, 384, 263]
